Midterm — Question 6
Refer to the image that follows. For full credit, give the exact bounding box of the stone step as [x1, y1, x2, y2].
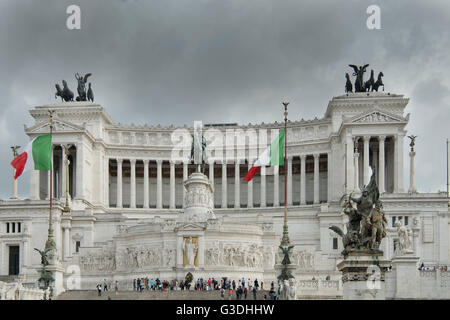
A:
[56, 289, 271, 300]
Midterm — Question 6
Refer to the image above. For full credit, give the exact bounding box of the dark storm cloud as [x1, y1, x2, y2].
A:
[0, 0, 449, 198]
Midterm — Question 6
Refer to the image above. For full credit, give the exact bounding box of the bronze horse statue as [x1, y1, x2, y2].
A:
[55, 80, 74, 102]
[363, 69, 375, 92]
[345, 73, 353, 93]
[372, 72, 384, 92]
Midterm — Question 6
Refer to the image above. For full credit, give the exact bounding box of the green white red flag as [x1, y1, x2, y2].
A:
[244, 129, 285, 182]
[11, 134, 52, 179]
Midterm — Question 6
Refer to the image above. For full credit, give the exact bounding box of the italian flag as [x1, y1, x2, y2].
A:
[11, 134, 52, 179]
[244, 129, 285, 182]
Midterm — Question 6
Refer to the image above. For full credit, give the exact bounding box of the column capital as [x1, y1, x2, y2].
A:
[169, 160, 176, 165]
[287, 155, 293, 161]
[378, 135, 386, 142]
[363, 135, 371, 142]
[221, 160, 227, 165]
[300, 154, 307, 161]
[156, 159, 163, 165]
[143, 159, 149, 165]
[130, 158, 136, 165]
[117, 158, 123, 164]
[208, 159, 214, 165]
[313, 153, 320, 159]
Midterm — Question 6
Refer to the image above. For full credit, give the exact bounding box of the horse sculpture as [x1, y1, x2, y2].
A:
[372, 72, 384, 92]
[55, 80, 74, 102]
[363, 69, 375, 92]
[345, 73, 353, 93]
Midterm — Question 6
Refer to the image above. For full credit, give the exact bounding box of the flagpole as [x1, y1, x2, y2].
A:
[45, 109, 56, 251]
[281, 102, 290, 246]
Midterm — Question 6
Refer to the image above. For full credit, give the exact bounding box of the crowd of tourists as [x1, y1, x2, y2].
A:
[127, 277, 278, 300]
[95, 277, 281, 300]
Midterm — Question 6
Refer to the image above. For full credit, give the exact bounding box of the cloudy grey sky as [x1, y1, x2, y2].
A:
[0, 0, 449, 199]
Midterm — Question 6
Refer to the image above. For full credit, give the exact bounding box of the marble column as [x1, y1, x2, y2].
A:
[76, 142, 84, 199]
[116, 158, 123, 208]
[234, 160, 240, 208]
[63, 227, 71, 260]
[260, 166, 266, 207]
[363, 136, 371, 186]
[354, 150, 360, 193]
[30, 169, 40, 200]
[393, 134, 405, 193]
[11, 169, 18, 199]
[300, 155, 306, 205]
[372, 147, 379, 185]
[104, 156, 109, 207]
[287, 156, 293, 206]
[170, 160, 175, 209]
[378, 136, 386, 193]
[143, 160, 149, 208]
[183, 161, 188, 207]
[130, 159, 136, 208]
[273, 165, 279, 206]
[247, 162, 253, 208]
[396, 133, 405, 193]
[346, 134, 355, 193]
[156, 160, 162, 209]
[209, 160, 214, 184]
[313, 153, 320, 204]
[409, 149, 417, 193]
[221, 161, 227, 208]
[327, 151, 331, 202]
[60, 145, 67, 199]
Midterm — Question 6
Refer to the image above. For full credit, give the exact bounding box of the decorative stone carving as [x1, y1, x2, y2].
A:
[114, 246, 162, 271]
[394, 220, 413, 255]
[163, 248, 176, 267]
[79, 249, 116, 272]
[181, 172, 216, 223]
[292, 250, 315, 270]
[205, 242, 264, 268]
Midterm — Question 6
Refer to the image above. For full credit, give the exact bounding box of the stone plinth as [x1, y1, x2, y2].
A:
[337, 251, 391, 300]
[391, 254, 420, 299]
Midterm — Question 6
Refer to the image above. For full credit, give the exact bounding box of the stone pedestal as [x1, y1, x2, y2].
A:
[47, 264, 65, 297]
[337, 251, 391, 300]
[391, 254, 420, 299]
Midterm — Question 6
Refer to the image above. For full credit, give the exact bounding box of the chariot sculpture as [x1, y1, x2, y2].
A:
[346, 64, 384, 93]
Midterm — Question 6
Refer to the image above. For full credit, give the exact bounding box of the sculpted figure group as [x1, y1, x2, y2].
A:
[345, 64, 384, 93]
[54, 73, 94, 102]
[330, 169, 388, 256]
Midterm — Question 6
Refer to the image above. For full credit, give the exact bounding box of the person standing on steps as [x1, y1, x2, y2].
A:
[252, 286, 257, 300]
[115, 281, 118, 295]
